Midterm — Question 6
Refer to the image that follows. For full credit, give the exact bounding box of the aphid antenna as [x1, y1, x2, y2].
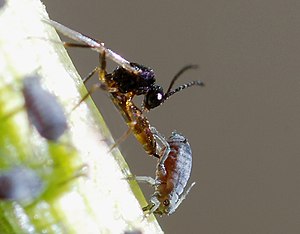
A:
[168, 181, 196, 215]
[42, 18, 141, 76]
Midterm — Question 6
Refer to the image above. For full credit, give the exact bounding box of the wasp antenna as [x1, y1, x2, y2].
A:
[166, 64, 199, 94]
[164, 80, 204, 100]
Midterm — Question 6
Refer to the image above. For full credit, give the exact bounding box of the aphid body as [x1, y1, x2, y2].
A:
[22, 75, 67, 141]
[132, 128, 195, 215]
[0, 166, 44, 203]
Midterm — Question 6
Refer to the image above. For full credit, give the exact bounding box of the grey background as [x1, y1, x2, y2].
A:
[43, 0, 300, 233]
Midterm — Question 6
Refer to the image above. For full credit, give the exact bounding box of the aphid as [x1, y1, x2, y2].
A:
[43, 19, 204, 111]
[130, 127, 195, 215]
[123, 230, 142, 234]
[0, 166, 44, 203]
[0, 0, 6, 9]
[21, 75, 67, 141]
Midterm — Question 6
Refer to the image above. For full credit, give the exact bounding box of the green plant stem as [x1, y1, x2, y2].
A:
[0, 0, 163, 233]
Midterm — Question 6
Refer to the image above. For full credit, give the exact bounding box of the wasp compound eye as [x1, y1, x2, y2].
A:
[143, 85, 164, 110]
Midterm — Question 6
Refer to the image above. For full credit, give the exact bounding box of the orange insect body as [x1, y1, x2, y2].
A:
[110, 92, 157, 157]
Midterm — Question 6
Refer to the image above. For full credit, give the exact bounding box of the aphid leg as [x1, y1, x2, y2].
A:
[150, 127, 170, 175]
[126, 175, 159, 186]
[171, 182, 196, 212]
[143, 196, 160, 215]
[109, 128, 132, 152]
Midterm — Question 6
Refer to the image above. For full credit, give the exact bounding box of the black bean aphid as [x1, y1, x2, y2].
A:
[0, 166, 44, 203]
[22, 75, 67, 141]
[129, 127, 195, 215]
[43, 19, 204, 111]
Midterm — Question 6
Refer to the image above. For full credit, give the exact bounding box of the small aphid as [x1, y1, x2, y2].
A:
[0, 0, 6, 9]
[0, 166, 44, 203]
[43, 19, 204, 111]
[123, 230, 143, 234]
[22, 75, 68, 141]
[130, 128, 195, 215]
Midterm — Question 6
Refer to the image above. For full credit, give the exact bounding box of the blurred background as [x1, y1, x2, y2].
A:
[43, 0, 300, 233]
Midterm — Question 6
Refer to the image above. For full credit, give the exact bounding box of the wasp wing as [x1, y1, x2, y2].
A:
[43, 18, 139, 75]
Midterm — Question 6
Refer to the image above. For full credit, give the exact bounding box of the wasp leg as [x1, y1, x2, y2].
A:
[109, 128, 132, 152]
[72, 82, 106, 111]
[82, 67, 99, 83]
[63, 42, 93, 49]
